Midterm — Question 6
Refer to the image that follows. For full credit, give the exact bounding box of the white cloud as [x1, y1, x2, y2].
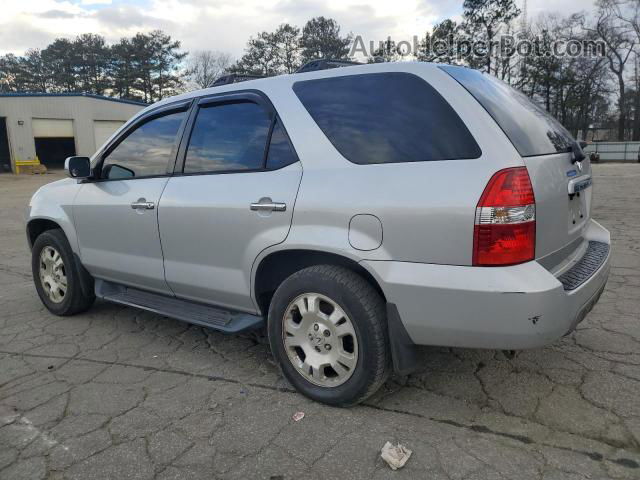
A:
[527, 0, 595, 18]
[0, 0, 598, 58]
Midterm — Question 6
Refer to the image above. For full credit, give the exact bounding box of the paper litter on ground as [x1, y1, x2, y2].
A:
[380, 441, 412, 470]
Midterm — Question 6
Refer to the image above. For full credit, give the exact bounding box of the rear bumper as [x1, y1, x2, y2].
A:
[363, 220, 611, 350]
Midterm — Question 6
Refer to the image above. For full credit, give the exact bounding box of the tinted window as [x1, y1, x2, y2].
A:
[293, 72, 481, 164]
[266, 118, 298, 169]
[102, 111, 185, 179]
[441, 65, 574, 157]
[184, 102, 271, 173]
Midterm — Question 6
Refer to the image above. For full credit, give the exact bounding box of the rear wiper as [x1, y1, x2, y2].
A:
[571, 142, 585, 164]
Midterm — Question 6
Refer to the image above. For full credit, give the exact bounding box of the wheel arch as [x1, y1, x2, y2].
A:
[27, 214, 80, 257]
[252, 248, 386, 316]
[27, 218, 65, 250]
[29, 218, 95, 300]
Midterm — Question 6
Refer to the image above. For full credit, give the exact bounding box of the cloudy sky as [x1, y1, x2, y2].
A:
[2, 0, 595, 58]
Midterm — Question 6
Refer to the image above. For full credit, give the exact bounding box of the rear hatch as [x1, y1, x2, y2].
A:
[441, 65, 592, 268]
[523, 152, 591, 268]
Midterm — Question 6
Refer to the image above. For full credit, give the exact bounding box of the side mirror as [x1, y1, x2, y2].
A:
[579, 140, 588, 150]
[65, 156, 91, 179]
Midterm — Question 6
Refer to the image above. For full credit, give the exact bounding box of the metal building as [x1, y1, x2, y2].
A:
[0, 93, 145, 173]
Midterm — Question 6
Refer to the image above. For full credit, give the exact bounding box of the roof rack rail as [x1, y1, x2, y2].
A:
[211, 73, 265, 87]
[295, 59, 361, 74]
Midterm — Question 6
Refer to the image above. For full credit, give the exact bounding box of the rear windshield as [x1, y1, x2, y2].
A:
[440, 65, 574, 157]
[292, 72, 481, 164]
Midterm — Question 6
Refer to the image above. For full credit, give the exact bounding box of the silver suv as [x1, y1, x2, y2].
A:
[26, 62, 611, 406]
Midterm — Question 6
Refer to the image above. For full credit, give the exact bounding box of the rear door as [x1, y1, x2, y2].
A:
[158, 93, 302, 311]
[441, 66, 592, 263]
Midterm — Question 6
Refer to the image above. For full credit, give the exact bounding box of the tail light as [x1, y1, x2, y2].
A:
[473, 167, 535, 266]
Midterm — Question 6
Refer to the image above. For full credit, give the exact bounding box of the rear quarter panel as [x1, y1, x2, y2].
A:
[265, 63, 525, 265]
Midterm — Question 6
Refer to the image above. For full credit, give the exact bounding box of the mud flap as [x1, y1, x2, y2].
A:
[387, 303, 420, 376]
[73, 253, 95, 299]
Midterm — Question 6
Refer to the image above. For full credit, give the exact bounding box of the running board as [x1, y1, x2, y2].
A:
[95, 279, 264, 334]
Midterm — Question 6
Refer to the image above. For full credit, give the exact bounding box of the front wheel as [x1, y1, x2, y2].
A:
[31, 229, 95, 316]
[268, 265, 391, 406]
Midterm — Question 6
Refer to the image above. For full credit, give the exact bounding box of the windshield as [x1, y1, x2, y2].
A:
[440, 65, 575, 157]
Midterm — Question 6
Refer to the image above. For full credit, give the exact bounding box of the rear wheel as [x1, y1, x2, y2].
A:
[268, 265, 390, 406]
[32, 229, 95, 316]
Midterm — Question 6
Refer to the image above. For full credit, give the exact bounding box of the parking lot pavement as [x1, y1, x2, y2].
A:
[0, 165, 639, 480]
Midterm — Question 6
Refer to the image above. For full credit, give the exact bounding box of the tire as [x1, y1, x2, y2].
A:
[32, 229, 95, 316]
[268, 265, 391, 406]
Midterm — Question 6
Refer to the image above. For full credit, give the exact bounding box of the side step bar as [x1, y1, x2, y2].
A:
[95, 279, 264, 334]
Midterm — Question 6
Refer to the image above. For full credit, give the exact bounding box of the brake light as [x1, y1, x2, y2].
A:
[473, 167, 535, 266]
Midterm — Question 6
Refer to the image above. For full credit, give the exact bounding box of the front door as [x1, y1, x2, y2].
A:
[159, 97, 302, 311]
[74, 105, 188, 294]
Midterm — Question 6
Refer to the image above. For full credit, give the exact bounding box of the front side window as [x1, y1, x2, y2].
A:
[101, 110, 185, 179]
[184, 102, 272, 174]
[293, 72, 481, 165]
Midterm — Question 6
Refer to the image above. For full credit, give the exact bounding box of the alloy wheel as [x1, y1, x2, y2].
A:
[39, 246, 67, 303]
[282, 293, 359, 387]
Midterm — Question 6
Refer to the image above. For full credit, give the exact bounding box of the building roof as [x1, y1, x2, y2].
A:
[0, 92, 147, 107]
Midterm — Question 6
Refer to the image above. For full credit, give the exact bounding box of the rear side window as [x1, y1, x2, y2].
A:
[293, 72, 481, 164]
[266, 118, 298, 169]
[440, 65, 575, 157]
[184, 102, 271, 174]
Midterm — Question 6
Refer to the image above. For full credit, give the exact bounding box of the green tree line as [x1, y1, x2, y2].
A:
[0, 31, 186, 103]
[0, 16, 351, 102]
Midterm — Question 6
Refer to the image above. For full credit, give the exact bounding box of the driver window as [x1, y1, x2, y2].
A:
[102, 110, 186, 179]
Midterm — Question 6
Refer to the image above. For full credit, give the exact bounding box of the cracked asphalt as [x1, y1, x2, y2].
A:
[1, 164, 639, 480]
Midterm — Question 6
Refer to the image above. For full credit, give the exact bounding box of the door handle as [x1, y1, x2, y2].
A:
[250, 201, 286, 212]
[131, 199, 155, 210]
